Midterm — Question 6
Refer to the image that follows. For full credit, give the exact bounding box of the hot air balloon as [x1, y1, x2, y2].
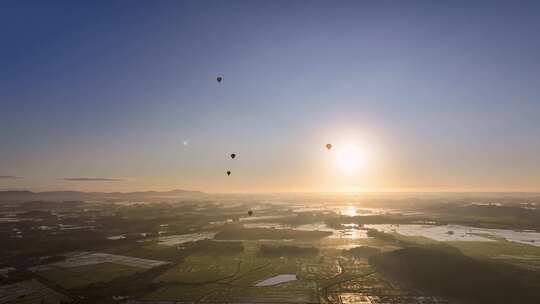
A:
[217, 76, 223, 83]
[226, 170, 231, 176]
[326, 144, 332, 150]
[230, 153, 236, 159]
[248, 210, 253, 216]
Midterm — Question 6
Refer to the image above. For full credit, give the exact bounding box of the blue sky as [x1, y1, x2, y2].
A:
[1, 1, 540, 192]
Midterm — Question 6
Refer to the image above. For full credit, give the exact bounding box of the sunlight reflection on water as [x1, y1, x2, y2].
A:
[342, 206, 358, 217]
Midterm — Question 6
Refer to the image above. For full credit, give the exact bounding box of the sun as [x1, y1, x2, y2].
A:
[335, 144, 367, 173]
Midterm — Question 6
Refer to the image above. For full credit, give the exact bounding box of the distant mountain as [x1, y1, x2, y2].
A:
[0, 189, 205, 202]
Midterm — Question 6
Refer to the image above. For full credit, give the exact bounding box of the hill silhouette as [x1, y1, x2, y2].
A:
[0, 189, 205, 202]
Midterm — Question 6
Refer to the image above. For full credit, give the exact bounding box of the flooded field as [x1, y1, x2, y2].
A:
[239, 215, 288, 222]
[291, 204, 418, 217]
[107, 235, 126, 240]
[255, 274, 298, 286]
[366, 224, 540, 246]
[242, 222, 369, 240]
[158, 232, 216, 246]
[30, 251, 170, 271]
[0, 217, 19, 223]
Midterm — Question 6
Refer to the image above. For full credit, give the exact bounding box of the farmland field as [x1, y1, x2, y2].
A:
[37, 262, 143, 289]
[30, 251, 170, 289]
[4, 195, 540, 303]
[0, 279, 72, 303]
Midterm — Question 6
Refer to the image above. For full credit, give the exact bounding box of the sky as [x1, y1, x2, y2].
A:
[1, 0, 540, 193]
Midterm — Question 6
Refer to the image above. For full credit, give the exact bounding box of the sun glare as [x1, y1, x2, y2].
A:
[336, 145, 367, 173]
[342, 205, 358, 216]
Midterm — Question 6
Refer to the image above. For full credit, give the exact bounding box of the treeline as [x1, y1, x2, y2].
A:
[428, 203, 540, 230]
[325, 215, 438, 230]
[342, 246, 380, 259]
[214, 227, 332, 240]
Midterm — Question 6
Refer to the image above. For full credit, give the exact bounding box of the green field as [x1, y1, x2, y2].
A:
[141, 240, 398, 303]
[122, 243, 183, 261]
[143, 240, 318, 301]
[143, 283, 227, 302]
[448, 240, 540, 257]
[158, 255, 241, 283]
[447, 240, 540, 269]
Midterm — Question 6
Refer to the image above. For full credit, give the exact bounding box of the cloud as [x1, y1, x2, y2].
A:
[0, 176, 18, 179]
[63, 177, 123, 182]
